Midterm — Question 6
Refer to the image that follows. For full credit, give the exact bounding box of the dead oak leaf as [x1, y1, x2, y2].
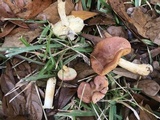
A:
[24, 82, 43, 120]
[145, 17, 160, 42]
[2, 27, 41, 47]
[108, 0, 151, 38]
[36, 0, 74, 24]
[139, 104, 157, 120]
[4, 0, 53, 19]
[0, 22, 16, 38]
[138, 80, 160, 97]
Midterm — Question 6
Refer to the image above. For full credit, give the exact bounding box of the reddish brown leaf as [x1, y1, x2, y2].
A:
[36, 0, 74, 24]
[56, 87, 77, 109]
[0, 63, 26, 117]
[145, 17, 160, 41]
[71, 11, 98, 20]
[0, 59, 42, 119]
[108, 0, 151, 38]
[138, 80, 160, 97]
[86, 14, 115, 26]
[107, 26, 128, 38]
[0, 22, 16, 38]
[139, 104, 157, 120]
[0, 1, 29, 28]
[4, 0, 53, 19]
[2, 27, 41, 47]
[24, 82, 43, 120]
[6, 115, 28, 120]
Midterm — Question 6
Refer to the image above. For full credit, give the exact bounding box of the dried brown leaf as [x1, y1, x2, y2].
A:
[36, 0, 74, 24]
[4, 0, 53, 19]
[2, 27, 41, 47]
[138, 80, 160, 96]
[24, 82, 43, 120]
[0, 59, 42, 119]
[139, 104, 157, 120]
[107, 26, 128, 38]
[86, 14, 115, 26]
[133, 93, 159, 110]
[71, 11, 98, 20]
[0, 63, 26, 117]
[145, 17, 160, 41]
[56, 87, 77, 109]
[113, 68, 139, 80]
[6, 115, 28, 120]
[108, 0, 151, 38]
[0, 1, 28, 28]
[0, 22, 16, 38]
[139, 47, 160, 60]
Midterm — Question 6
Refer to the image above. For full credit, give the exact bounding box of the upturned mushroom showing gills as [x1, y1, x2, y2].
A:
[90, 36, 153, 76]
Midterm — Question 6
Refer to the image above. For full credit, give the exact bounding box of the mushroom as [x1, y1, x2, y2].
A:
[51, 0, 84, 40]
[58, 65, 77, 81]
[91, 36, 153, 76]
[82, 33, 153, 76]
[77, 75, 108, 103]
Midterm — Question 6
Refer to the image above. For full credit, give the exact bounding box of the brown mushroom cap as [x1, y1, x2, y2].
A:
[91, 37, 131, 75]
[93, 75, 108, 91]
[92, 91, 105, 104]
[77, 75, 109, 103]
[77, 82, 93, 103]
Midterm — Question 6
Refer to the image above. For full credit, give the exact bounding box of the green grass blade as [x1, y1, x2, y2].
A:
[19, 36, 30, 47]
[55, 110, 95, 117]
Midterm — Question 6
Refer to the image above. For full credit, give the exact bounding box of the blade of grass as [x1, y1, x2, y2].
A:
[19, 36, 30, 47]
[81, 0, 88, 10]
[141, 39, 155, 46]
[3, 44, 62, 57]
[38, 25, 50, 43]
[109, 103, 116, 120]
[15, 55, 45, 65]
[55, 110, 95, 117]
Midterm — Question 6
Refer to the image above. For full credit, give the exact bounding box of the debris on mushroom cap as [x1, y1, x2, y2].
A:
[91, 37, 131, 75]
[77, 75, 109, 103]
[58, 65, 77, 81]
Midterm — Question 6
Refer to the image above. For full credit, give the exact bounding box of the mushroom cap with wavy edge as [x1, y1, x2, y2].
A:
[91, 37, 131, 75]
[77, 75, 108, 103]
[77, 82, 93, 103]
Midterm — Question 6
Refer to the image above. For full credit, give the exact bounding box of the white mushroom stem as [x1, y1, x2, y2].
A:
[58, 0, 69, 26]
[43, 77, 56, 109]
[52, 0, 84, 40]
[118, 58, 153, 76]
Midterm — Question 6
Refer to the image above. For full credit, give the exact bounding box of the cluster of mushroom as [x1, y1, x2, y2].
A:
[56, 65, 109, 104]
[77, 75, 108, 103]
[55, 35, 153, 104]
[77, 34, 153, 103]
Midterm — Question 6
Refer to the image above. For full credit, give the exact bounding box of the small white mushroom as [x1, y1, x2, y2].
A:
[58, 65, 77, 81]
[43, 77, 56, 109]
[51, 0, 84, 40]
